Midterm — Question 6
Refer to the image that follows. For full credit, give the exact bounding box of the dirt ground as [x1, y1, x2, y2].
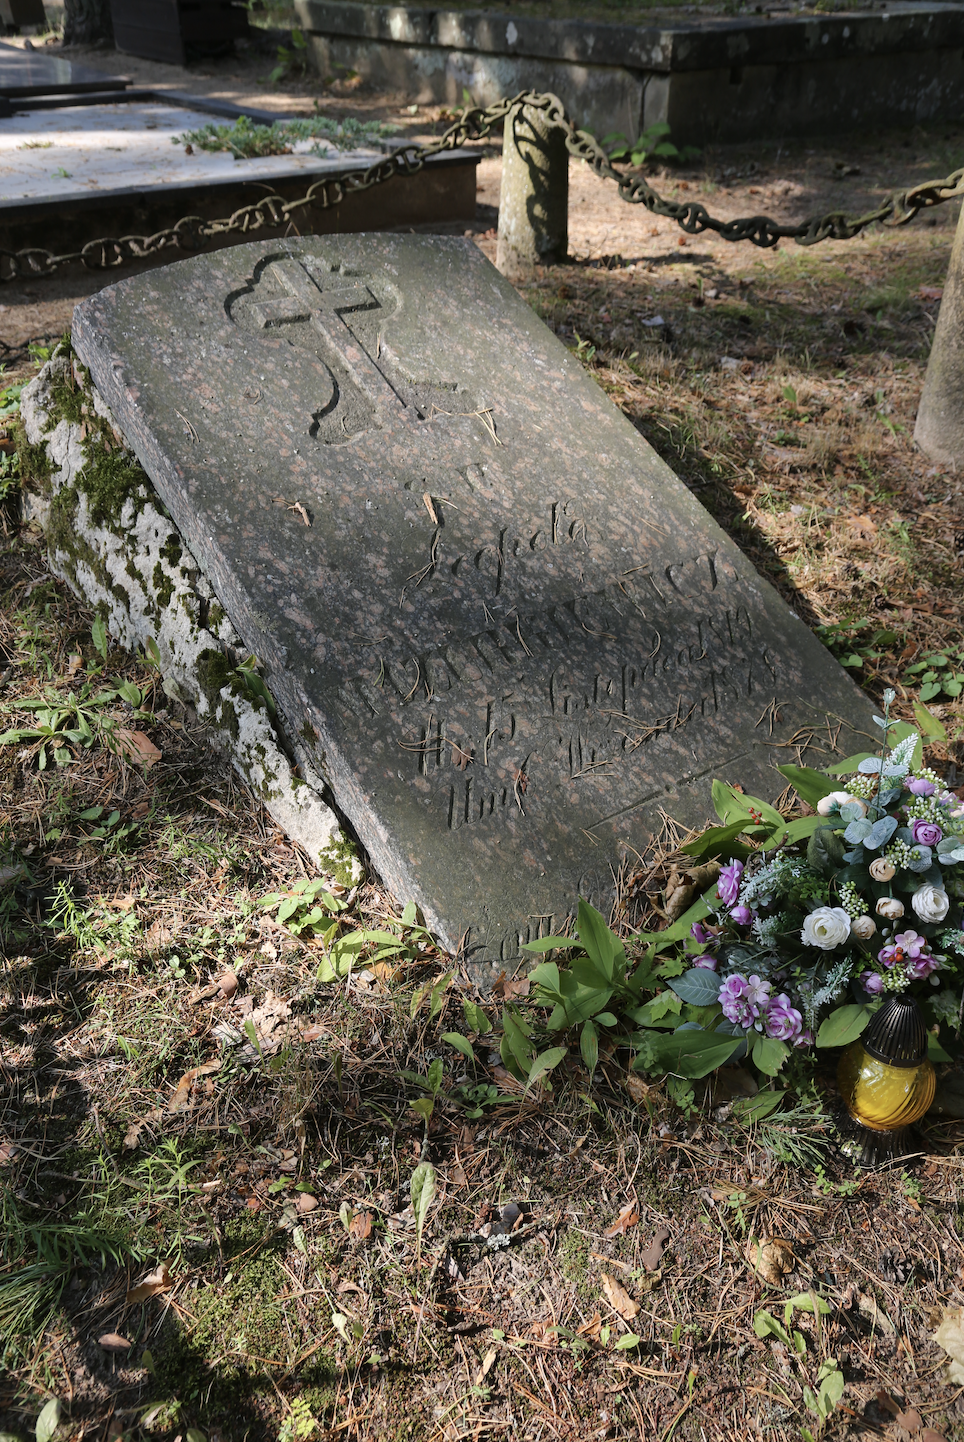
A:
[2, 35, 964, 1442]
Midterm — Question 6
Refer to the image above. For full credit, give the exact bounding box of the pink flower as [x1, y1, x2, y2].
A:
[860, 970, 884, 996]
[720, 974, 753, 1027]
[907, 778, 936, 796]
[878, 930, 929, 968]
[905, 952, 939, 981]
[730, 904, 753, 926]
[692, 954, 718, 970]
[691, 922, 712, 943]
[717, 860, 745, 908]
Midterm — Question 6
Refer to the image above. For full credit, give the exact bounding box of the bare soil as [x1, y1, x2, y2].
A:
[1, 39, 964, 1442]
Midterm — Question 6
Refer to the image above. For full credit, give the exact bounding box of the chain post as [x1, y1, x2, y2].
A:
[495, 100, 569, 278]
[914, 201, 964, 468]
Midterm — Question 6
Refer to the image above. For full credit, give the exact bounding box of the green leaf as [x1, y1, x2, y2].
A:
[462, 1000, 492, 1034]
[522, 934, 578, 953]
[750, 1035, 791, 1076]
[818, 1368, 844, 1412]
[614, 1333, 641, 1350]
[525, 1045, 568, 1092]
[91, 617, 108, 660]
[669, 969, 722, 1006]
[410, 1161, 436, 1259]
[442, 1032, 476, 1062]
[680, 819, 751, 861]
[824, 750, 876, 774]
[501, 1007, 535, 1076]
[815, 1004, 871, 1048]
[731, 1090, 785, 1122]
[35, 1401, 60, 1442]
[410, 1096, 434, 1122]
[753, 1311, 791, 1346]
[782, 814, 825, 844]
[576, 898, 616, 981]
[186, 1432, 208, 1442]
[807, 825, 846, 876]
[913, 700, 947, 743]
[711, 779, 784, 837]
[580, 1020, 599, 1078]
[645, 1028, 743, 1079]
[776, 765, 840, 806]
[630, 992, 683, 1026]
[928, 1033, 953, 1063]
[785, 1292, 831, 1316]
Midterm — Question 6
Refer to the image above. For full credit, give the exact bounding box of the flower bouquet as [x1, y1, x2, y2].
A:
[668, 693, 964, 1078]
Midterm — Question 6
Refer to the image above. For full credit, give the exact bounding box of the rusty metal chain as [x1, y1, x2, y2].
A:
[2, 89, 962, 281]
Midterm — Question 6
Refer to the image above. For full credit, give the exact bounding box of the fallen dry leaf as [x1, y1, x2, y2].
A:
[601, 1272, 639, 1321]
[126, 1261, 171, 1306]
[604, 1202, 639, 1238]
[295, 1192, 319, 1213]
[922, 1430, 949, 1442]
[746, 1237, 795, 1285]
[577, 1312, 603, 1340]
[933, 1307, 964, 1384]
[859, 1291, 896, 1336]
[641, 1225, 671, 1272]
[895, 1408, 923, 1432]
[348, 1209, 373, 1240]
[168, 1059, 220, 1112]
[623, 1074, 651, 1105]
[475, 1346, 497, 1385]
[98, 1333, 131, 1351]
[113, 728, 162, 768]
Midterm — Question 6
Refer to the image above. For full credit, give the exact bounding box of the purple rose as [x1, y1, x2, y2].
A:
[691, 922, 712, 944]
[692, 954, 718, 970]
[720, 974, 753, 1027]
[764, 992, 803, 1042]
[907, 778, 936, 796]
[794, 1028, 814, 1049]
[859, 970, 884, 996]
[911, 818, 942, 847]
[717, 859, 745, 908]
[730, 904, 753, 926]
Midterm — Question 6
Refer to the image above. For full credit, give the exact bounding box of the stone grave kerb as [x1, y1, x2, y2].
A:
[71, 233, 877, 981]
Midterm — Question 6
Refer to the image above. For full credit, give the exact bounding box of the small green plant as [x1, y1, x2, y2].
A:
[572, 333, 597, 363]
[270, 26, 310, 83]
[175, 112, 397, 161]
[903, 646, 964, 702]
[816, 620, 903, 671]
[812, 1164, 860, 1197]
[601, 121, 701, 168]
[754, 1296, 842, 1434]
[399, 1056, 445, 1124]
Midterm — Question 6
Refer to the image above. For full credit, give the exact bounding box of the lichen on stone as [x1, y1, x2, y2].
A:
[19, 348, 364, 888]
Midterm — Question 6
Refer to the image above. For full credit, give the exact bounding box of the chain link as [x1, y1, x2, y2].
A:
[2, 89, 962, 281]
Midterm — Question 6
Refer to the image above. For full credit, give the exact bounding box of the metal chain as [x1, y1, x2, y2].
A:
[2, 89, 962, 281]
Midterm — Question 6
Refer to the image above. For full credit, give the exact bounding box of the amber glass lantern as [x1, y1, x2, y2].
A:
[837, 996, 935, 1164]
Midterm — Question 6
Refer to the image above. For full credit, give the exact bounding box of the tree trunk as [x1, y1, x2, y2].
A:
[62, 0, 114, 47]
[496, 102, 568, 280]
[914, 201, 964, 470]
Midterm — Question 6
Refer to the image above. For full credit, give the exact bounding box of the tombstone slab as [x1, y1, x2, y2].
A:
[72, 235, 875, 979]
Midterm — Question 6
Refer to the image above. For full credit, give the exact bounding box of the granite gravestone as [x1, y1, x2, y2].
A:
[72, 235, 875, 978]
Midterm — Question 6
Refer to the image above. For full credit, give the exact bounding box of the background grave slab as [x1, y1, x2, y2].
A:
[72, 234, 876, 979]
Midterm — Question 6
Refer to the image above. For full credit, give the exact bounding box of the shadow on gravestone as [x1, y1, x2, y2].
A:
[70, 234, 877, 984]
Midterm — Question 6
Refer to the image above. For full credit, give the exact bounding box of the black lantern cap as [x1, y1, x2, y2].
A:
[862, 996, 928, 1068]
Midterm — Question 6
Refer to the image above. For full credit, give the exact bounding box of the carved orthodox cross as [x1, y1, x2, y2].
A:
[247, 257, 408, 419]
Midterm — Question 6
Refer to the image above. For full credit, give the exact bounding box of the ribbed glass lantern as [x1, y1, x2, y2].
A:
[837, 996, 935, 1161]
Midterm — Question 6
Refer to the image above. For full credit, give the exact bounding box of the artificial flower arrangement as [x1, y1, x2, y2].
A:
[667, 691, 964, 1078]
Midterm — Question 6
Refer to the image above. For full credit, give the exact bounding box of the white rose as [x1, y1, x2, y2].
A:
[801, 906, 852, 949]
[851, 915, 876, 940]
[869, 858, 896, 882]
[876, 896, 905, 920]
[816, 791, 866, 817]
[911, 884, 950, 923]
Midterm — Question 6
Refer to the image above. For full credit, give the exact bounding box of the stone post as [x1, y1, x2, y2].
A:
[496, 102, 569, 279]
[915, 201, 964, 469]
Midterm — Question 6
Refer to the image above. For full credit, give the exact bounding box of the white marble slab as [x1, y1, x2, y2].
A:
[0, 100, 386, 208]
